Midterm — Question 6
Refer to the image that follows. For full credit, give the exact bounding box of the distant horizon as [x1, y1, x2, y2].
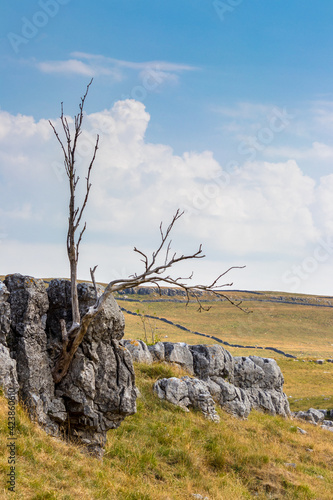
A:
[1, 272, 333, 300]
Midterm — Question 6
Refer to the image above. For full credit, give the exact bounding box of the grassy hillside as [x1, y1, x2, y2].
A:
[119, 291, 333, 360]
[1, 363, 333, 499]
[1, 284, 333, 497]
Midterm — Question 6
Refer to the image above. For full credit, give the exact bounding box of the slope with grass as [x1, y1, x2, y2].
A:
[1, 363, 333, 499]
[119, 291, 333, 360]
[1, 282, 333, 497]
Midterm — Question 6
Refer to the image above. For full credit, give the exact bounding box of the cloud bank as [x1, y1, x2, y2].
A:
[0, 100, 332, 295]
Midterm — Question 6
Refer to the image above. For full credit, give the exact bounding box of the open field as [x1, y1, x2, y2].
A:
[119, 292, 333, 360]
[1, 363, 333, 499]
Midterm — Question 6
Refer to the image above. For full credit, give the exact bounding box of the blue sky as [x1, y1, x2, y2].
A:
[1, 1, 333, 295]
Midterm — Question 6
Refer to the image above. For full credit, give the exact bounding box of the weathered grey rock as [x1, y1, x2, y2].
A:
[239, 356, 284, 391]
[5, 274, 59, 434]
[148, 341, 165, 362]
[0, 280, 19, 397]
[293, 408, 325, 424]
[0, 343, 19, 398]
[121, 339, 153, 364]
[246, 388, 291, 417]
[1, 275, 136, 457]
[163, 342, 194, 374]
[206, 377, 251, 418]
[186, 377, 220, 422]
[0, 281, 11, 347]
[322, 420, 333, 427]
[47, 279, 137, 457]
[154, 377, 190, 408]
[154, 376, 220, 422]
[148, 341, 291, 419]
[254, 356, 284, 391]
[321, 425, 333, 432]
[233, 356, 265, 389]
[190, 344, 234, 382]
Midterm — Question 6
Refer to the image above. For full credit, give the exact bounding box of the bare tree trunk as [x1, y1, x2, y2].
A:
[53, 305, 98, 383]
[68, 172, 80, 326]
[49, 79, 98, 331]
[70, 259, 80, 325]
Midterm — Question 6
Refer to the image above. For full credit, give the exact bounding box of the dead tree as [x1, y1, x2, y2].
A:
[49, 82, 247, 384]
[49, 79, 99, 333]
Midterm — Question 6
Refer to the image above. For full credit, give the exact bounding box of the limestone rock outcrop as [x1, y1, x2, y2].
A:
[190, 344, 234, 383]
[293, 408, 325, 425]
[164, 342, 194, 374]
[148, 341, 165, 362]
[0, 281, 19, 398]
[154, 376, 220, 422]
[0, 275, 137, 457]
[128, 340, 291, 420]
[5, 274, 60, 434]
[121, 339, 153, 364]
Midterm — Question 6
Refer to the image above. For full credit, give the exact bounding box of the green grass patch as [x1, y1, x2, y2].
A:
[1, 363, 333, 499]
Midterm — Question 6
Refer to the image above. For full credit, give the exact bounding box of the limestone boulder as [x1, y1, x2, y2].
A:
[154, 376, 220, 422]
[249, 356, 284, 391]
[5, 274, 60, 434]
[246, 388, 291, 417]
[148, 340, 291, 420]
[206, 377, 251, 418]
[121, 339, 153, 364]
[234, 356, 284, 391]
[0, 281, 11, 346]
[1, 275, 137, 458]
[163, 342, 194, 374]
[0, 343, 19, 398]
[293, 408, 325, 425]
[0, 281, 19, 397]
[148, 341, 165, 362]
[190, 344, 234, 382]
[47, 279, 137, 457]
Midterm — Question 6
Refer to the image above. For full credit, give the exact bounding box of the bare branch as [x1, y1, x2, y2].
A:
[90, 265, 99, 301]
[76, 222, 87, 255]
[60, 319, 68, 346]
[50, 84, 248, 384]
[99, 211, 247, 315]
[75, 134, 99, 231]
[71, 78, 94, 160]
[48, 119, 69, 168]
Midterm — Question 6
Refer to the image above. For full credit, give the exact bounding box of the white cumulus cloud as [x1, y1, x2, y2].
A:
[0, 100, 332, 294]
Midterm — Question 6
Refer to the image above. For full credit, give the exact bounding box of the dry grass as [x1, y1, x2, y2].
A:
[1, 363, 333, 499]
[1, 283, 333, 497]
[120, 293, 333, 359]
